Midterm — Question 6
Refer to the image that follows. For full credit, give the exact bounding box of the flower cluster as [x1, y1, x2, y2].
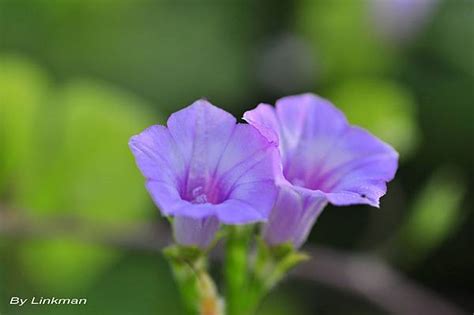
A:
[130, 94, 398, 249]
[129, 93, 398, 315]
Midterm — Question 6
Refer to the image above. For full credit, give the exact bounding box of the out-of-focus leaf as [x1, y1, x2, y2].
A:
[298, 0, 396, 81]
[17, 253, 183, 315]
[395, 168, 466, 265]
[328, 79, 419, 157]
[0, 242, 6, 312]
[57, 81, 158, 224]
[0, 0, 255, 111]
[82, 254, 183, 315]
[259, 289, 308, 315]
[14, 78, 160, 293]
[17, 79, 157, 224]
[19, 240, 117, 295]
[0, 54, 50, 195]
[426, 0, 474, 77]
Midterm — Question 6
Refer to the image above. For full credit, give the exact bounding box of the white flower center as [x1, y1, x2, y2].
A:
[191, 186, 208, 204]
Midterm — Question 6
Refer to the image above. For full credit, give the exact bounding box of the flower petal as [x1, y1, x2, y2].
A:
[216, 199, 267, 224]
[311, 126, 398, 206]
[226, 180, 277, 220]
[130, 99, 279, 225]
[211, 124, 279, 223]
[173, 215, 220, 248]
[129, 125, 186, 216]
[245, 93, 398, 208]
[145, 180, 185, 216]
[129, 125, 185, 185]
[242, 104, 280, 145]
[275, 93, 347, 145]
[263, 184, 327, 248]
[166, 99, 237, 202]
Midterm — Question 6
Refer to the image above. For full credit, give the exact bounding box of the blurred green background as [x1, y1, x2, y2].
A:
[0, 0, 473, 314]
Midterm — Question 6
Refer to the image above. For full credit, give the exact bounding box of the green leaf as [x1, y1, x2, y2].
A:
[298, 0, 396, 81]
[13, 78, 161, 293]
[18, 239, 117, 295]
[0, 242, 6, 313]
[15, 253, 183, 315]
[0, 54, 51, 195]
[17, 79, 158, 224]
[0, 1, 256, 111]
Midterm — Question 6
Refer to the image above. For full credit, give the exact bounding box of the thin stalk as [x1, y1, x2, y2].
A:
[165, 245, 223, 315]
[225, 226, 252, 315]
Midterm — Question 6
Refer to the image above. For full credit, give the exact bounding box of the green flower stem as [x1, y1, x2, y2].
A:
[224, 228, 309, 315]
[197, 270, 223, 315]
[243, 241, 310, 315]
[165, 245, 223, 315]
[225, 226, 253, 315]
[241, 240, 271, 314]
[167, 256, 200, 315]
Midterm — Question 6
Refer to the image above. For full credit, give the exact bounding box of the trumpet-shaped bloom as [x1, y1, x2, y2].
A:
[244, 93, 398, 248]
[130, 99, 278, 247]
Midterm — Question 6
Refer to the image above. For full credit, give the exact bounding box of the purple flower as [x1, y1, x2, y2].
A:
[244, 93, 398, 248]
[129, 99, 278, 248]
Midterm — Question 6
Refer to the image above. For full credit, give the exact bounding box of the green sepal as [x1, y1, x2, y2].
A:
[164, 244, 224, 315]
[240, 239, 310, 315]
[163, 245, 206, 315]
[255, 240, 309, 291]
[164, 244, 205, 265]
[267, 246, 309, 290]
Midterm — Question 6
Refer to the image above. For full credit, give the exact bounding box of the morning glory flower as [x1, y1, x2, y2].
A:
[129, 99, 278, 248]
[244, 93, 398, 248]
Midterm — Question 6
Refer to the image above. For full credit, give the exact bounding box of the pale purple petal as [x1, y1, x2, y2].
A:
[173, 216, 220, 248]
[263, 184, 327, 248]
[210, 124, 279, 222]
[216, 200, 266, 224]
[129, 125, 186, 216]
[166, 99, 237, 204]
[321, 126, 398, 206]
[130, 99, 278, 231]
[244, 93, 398, 207]
[242, 104, 280, 145]
[244, 93, 398, 247]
